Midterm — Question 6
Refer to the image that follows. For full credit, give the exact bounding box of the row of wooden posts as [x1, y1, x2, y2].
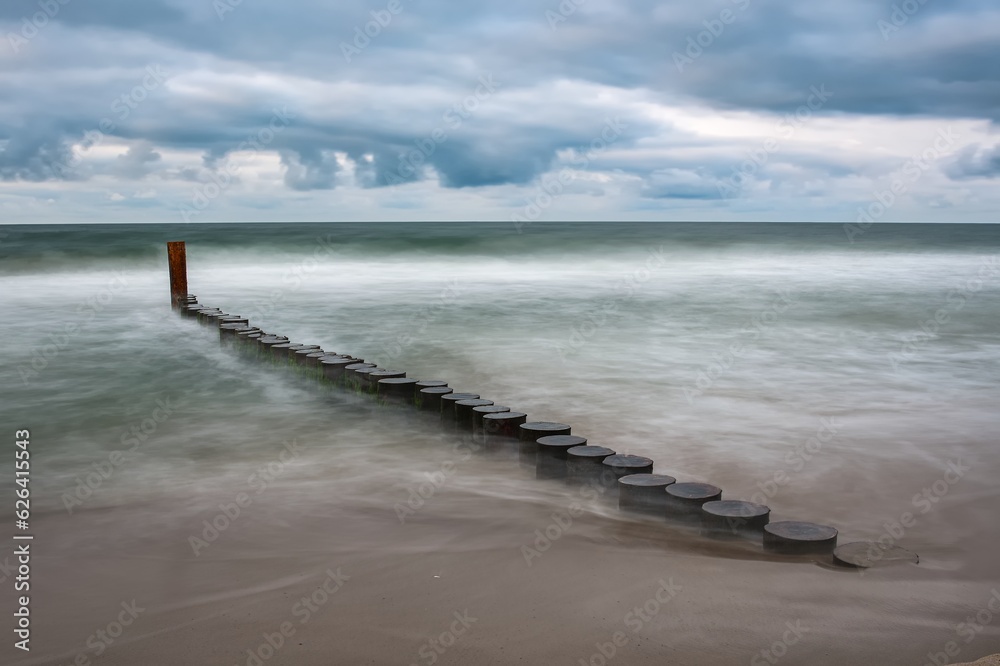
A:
[167, 241, 917, 568]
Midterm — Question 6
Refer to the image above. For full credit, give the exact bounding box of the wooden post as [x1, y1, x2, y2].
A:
[167, 241, 187, 309]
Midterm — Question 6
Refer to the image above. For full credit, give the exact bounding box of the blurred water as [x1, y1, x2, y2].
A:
[1, 222, 998, 576]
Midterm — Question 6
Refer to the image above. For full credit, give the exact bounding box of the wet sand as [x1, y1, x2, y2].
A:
[8, 425, 1000, 666]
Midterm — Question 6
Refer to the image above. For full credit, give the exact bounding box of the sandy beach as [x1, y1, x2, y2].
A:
[8, 403, 1000, 666]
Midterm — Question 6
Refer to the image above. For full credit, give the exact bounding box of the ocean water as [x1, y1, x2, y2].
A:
[1, 222, 999, 664]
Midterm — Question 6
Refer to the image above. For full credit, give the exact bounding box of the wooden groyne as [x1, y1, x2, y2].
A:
[166, 241, 918, 570]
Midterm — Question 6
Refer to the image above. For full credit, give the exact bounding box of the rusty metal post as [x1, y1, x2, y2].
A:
[167, 241, 188, 309]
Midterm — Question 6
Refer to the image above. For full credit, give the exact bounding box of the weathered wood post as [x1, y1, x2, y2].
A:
[167, 241, 188, 309]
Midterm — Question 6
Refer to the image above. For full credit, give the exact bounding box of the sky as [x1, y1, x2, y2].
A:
[1, 0, 998, 224]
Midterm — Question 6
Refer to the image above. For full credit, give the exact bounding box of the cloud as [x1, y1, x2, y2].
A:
[946, 143, 1000, 180]
[640, 168, 722, 200]
[0, 0, 998, 221]
[279, 147, 339, 191]
[113, 141, 162, 179]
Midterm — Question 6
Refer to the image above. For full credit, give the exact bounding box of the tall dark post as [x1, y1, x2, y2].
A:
[167, 241, 188, 309]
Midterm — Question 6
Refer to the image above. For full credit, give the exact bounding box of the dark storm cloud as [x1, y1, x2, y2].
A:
[946, 144, 1000, 180]
[0, 0, 997, 197]
[113, 141, 162, 179]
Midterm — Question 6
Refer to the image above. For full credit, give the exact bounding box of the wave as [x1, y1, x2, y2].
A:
[1, 222, 997, 276]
